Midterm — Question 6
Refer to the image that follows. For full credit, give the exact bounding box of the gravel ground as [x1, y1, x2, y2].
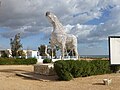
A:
[0, 65, 120, 90]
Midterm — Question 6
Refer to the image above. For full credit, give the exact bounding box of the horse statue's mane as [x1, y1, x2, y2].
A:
[46, 11, 78, 60]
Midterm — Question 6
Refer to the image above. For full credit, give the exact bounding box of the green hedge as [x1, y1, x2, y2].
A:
[54, 60, 73, 81]
[89, 60, 111, 75]
[43, 58, 52, 63]
[110, 65, 120, 73]
[54, 60, 112, 81]
[0, 58, 37, 65]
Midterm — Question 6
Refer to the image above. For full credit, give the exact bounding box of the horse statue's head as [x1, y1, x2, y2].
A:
[46, 11, 58, 25]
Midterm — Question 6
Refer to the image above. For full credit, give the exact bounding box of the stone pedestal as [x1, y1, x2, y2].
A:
[34, 63, 56, 75]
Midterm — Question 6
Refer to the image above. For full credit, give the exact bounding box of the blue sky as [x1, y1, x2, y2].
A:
[0, 0, 120, 55]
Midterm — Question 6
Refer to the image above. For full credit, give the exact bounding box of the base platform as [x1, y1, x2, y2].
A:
[34, 63, 56, 75]
[16, 72, 58, 81]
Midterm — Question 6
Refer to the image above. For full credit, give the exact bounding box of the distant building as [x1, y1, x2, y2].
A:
[0, 49, 39, 59]
[0, 49, 12, 57]
[25, 50, 38, 59]
[0, 48, 77, 63]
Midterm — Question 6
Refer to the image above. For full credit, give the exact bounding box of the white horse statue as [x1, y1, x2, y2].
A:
[46, 11, 78, 60]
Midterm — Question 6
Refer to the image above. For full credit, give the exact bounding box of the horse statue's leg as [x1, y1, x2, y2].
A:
[51, 48, 53, 59]
[61, 43, 65, 60]
[50, 40, 54, 60]
[74, 46, 78, 59]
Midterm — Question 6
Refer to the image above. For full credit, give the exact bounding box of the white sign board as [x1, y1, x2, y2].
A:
[109, 36, 120, 65]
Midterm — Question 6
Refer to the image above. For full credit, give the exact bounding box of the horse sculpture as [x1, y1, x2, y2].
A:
[46, 11, 78, 60]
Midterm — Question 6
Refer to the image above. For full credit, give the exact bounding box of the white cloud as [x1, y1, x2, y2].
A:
[0, 0, 120, 52]
[88, 5, 120, 41]
[0, 0, 112, 27]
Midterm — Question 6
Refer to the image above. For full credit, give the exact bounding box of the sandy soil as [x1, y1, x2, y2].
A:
[0, 65, 120, 90]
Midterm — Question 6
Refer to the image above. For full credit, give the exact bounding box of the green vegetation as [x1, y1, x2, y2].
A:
[10, 33, 23, 57]
[38, 45, 59, 57]
[38, 45, 47, 56]
[43, 58, 52, 63]
[1, 51, 8, 58]
[54, 60, 116, 81]
[110, 65, 120, 73]
[0, 58, 37, 65]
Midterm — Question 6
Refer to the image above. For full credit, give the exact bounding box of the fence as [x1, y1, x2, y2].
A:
[37, 56, 78, 63]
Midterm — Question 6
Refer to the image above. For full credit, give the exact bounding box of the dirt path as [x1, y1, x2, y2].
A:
[0, 65, 120, 90]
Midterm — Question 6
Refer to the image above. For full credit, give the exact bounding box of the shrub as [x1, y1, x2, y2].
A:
[0, 58, 37, 65]
[54, 60, 111, 81]
[54, 60, 73, 81]
[43, 58, 52, 63]
[110, 65, 120, 73]
[71, 60, 91, 78]
[78, 60, 91, 77]
[90, 60, 111, 75]
[71, 60, 82, 78]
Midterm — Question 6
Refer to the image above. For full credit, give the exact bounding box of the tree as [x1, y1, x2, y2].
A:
[38, 45, 46, 56]
[38, 45, 56, 57]
[10, 33, 22, 57]
[18, 50, 26, 58]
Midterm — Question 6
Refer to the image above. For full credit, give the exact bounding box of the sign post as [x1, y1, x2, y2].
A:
[109, 36, 120, 65]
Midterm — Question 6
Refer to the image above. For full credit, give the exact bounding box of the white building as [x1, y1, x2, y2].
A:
[0, 49, 39, 59]
[0, 49, 12, 57]
[0, 49, 78, 63]
[25, 50, 38, 59]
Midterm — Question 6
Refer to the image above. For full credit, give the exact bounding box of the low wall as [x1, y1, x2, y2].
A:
[37, 56, 78, 63]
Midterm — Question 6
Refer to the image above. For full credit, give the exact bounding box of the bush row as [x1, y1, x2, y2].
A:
[0, 58, 37, 65]
[54, 60, 119, 81]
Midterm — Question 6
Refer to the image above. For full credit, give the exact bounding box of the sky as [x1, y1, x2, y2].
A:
[0, 0, 120, 55]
